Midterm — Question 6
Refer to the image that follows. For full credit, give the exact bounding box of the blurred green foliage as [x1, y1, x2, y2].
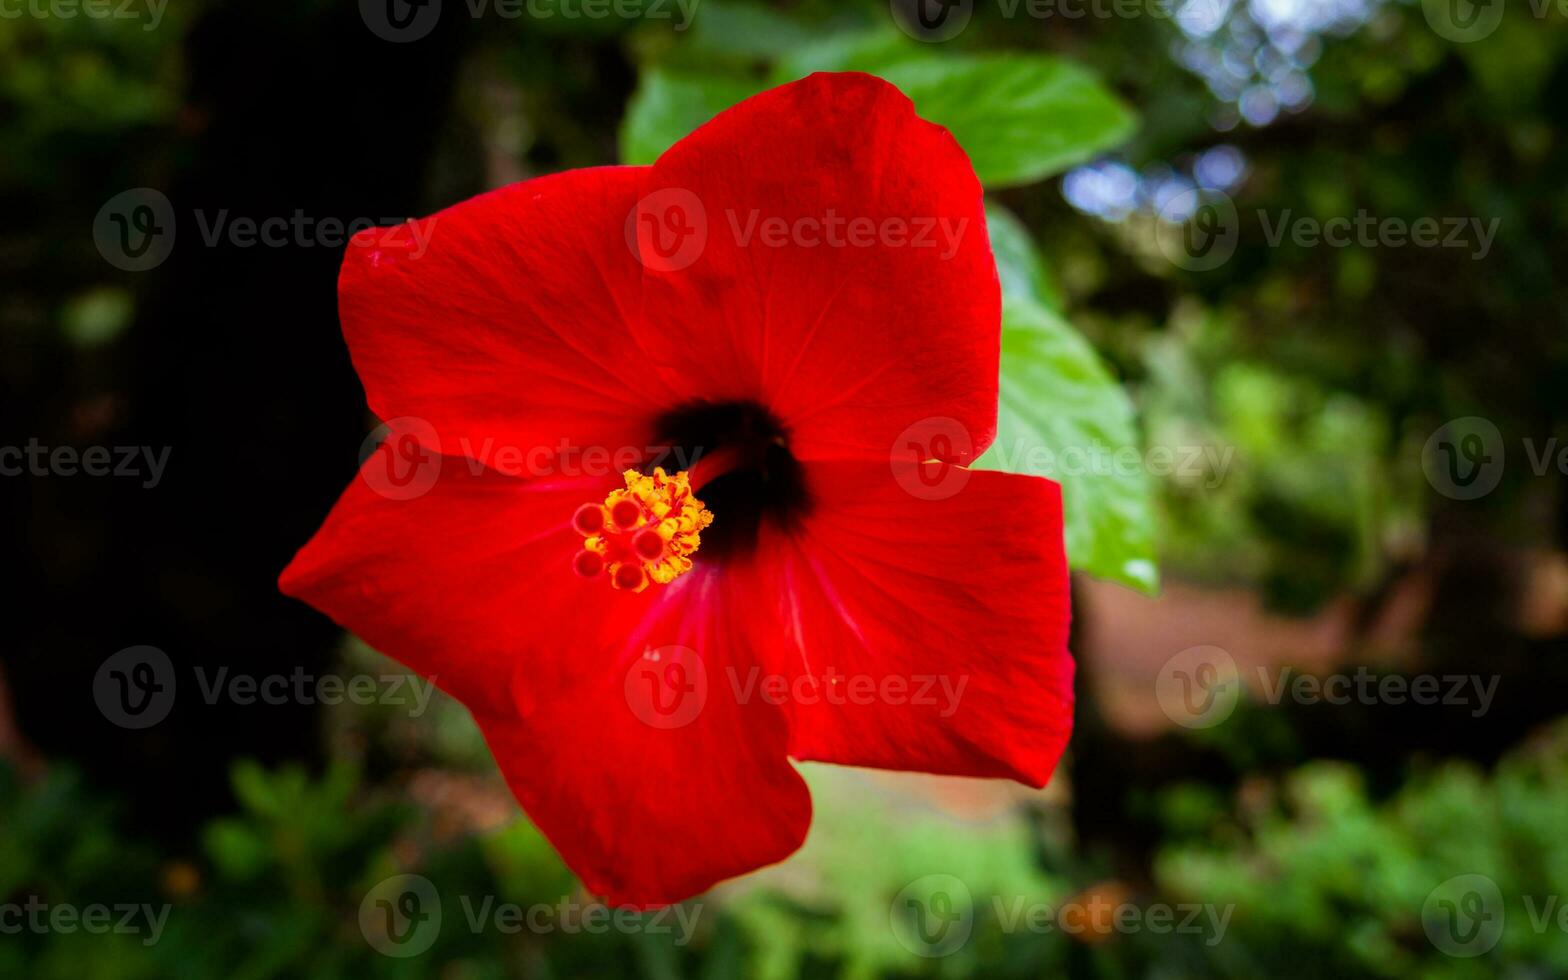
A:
[1158, 722, 1568, 978]
[8, 719, 1568, 978]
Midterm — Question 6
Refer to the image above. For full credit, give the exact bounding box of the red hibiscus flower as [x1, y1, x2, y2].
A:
[280, 72, 1073, 905]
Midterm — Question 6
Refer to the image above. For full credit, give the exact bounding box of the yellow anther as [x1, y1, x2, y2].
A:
[572, 468, 713, 592]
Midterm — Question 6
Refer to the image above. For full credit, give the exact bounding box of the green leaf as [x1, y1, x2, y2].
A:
[874, 55, 1137, 187]
[686, 0, 821, 60]
[619, 67, 761, 165]
[985, 201, 1064, 312]
[977, 300, 1159, 593]
[229, 759, 281, 818]
[202, 819, 270, 881]
[624, 53, 1135, 185]
[769, 29, 914, 80]
[773, 45, 1136, 187]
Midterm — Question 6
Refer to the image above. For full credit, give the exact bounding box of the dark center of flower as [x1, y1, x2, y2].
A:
[567, 400, 809, 592]
[654, 400, 809, 562]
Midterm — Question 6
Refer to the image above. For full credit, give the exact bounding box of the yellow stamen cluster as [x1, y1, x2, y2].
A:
[574, 468, 713, 592]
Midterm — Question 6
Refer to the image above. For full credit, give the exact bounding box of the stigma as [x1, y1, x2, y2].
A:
[571, 468, 714, 592]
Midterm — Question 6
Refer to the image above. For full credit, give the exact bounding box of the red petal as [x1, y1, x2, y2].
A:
[280, 452, 809, 903]
[279, 451, 618, 715]
[480, 562, 811, 905]
[634, 72, 1001, 465]
[338, 166, 668, 470]
[756, 462, 1074, 786]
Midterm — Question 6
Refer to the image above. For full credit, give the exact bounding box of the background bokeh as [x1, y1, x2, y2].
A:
[4, 0, 1567, 976]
